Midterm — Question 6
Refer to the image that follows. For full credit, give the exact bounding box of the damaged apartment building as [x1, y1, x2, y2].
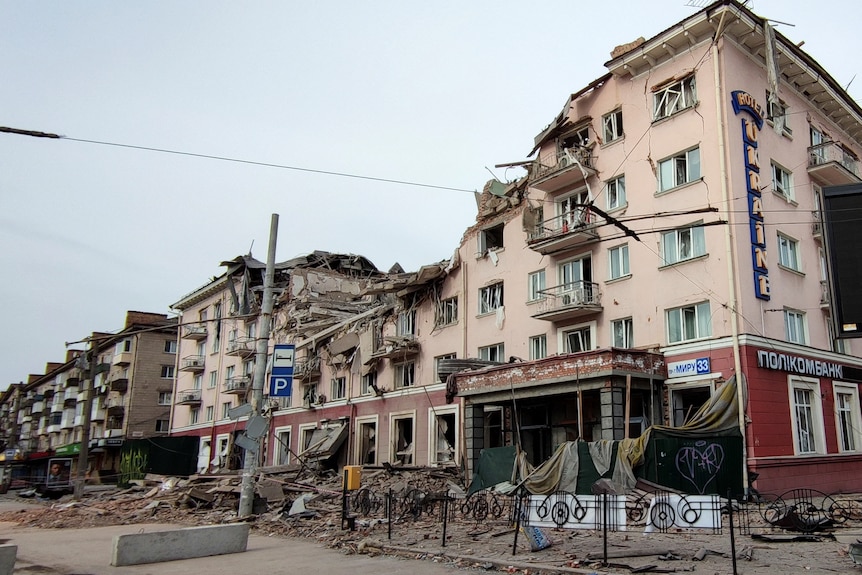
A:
[169, 0, 862, 496]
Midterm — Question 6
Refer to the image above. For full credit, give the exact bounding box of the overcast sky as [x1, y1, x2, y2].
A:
[1, 1, 858, 387]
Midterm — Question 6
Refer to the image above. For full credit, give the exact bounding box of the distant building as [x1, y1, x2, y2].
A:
[1, 311, 176, 485]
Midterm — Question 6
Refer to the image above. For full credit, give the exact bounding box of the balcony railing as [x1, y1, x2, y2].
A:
[531, 281, 603, 322]
[180, 355, 206, 372]
[530, 147, 597, 192]
[182, 324, 208, 340]
[527, 210, 600, 254]
[110, 378, 128, 393]
[224, 376, 251, 395]
[808, 141, 861, 186]
[226, 337, 255, 358]
[113, 351, 132, 366]
[294, 357, 321, 382]
[176, 389, 202, 405]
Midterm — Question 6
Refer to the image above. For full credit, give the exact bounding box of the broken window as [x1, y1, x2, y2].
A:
[275, 428, 292, 465]
[478, 282, 503, 315]
[557, 191, 591, 231]
[562, 326, 592, 353]
[397, 310, 416, 336]
[478, 343, 504, 362]
[766, 90, 792, 136]
[330, 377, 346, 400]
[484, 407, 504, 449]
[560, 126, 590, 150]
[606, 175, 626, 210]
[394, 361, 415, 389]
[478, 223, 504, 255]
[361, 372, 377, 395]
[434, 353, 456, 383]
[436, 297, 458, 327]
[391, 416, 414, 465]
[602, 109, 623, 142]
[653, 75, 697, 120]
[357, 421, 377, 465]
[432, 411, 457, 465]
[302, 382, 319, 407]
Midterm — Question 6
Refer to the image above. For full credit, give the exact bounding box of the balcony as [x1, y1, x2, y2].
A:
[180, 355, 206, 372]
[808, 141, 861, 186]
[182, 324, 208, 340]
[812, 210, 823, 240]
[64, 397, 76, 408]
[226, 337, 255, 358]
[107, 403, 125, 418]
[65, 376, 80, 388]
[821, 279, 831, 307]
[527, 211, 600, 255]
[370, 335, 421, 360]
[46, 424, 61, 434]
[113, 351, 132, 366]
[91, 403, 106, 422]
[30, 401, 44, 415]
[110, 378, 128, 393]
[293, 357, 321, 382]
[530, 147, 597, 193]
[531, 281, 603, 322]
[176, 389, 202, 405]
[224, 376, 251, 395]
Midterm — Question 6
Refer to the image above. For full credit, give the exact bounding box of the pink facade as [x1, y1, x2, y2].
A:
[169, 1, 862, 496]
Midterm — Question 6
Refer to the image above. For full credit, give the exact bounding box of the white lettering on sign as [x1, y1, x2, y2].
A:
[667, 357, 711, 378]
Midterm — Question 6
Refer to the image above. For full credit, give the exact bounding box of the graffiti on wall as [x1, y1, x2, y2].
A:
[675, 440, 725, 495]
[117, 446, 149, 487]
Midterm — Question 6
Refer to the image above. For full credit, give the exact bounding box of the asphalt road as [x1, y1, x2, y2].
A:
[0, 501, 464, 575]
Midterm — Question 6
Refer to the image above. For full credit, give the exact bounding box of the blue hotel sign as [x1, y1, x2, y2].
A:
[731, 90, 770, 300]
[269, 344, 295, 397]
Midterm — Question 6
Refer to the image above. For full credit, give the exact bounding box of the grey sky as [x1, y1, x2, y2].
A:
[1, 1, 858, 386]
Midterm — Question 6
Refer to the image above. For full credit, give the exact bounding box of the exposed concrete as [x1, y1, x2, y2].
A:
[111, 524, 250, 566]
[0, 544, 16, 575]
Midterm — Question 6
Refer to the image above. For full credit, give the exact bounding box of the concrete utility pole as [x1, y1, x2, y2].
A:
[238, 213, 279, 517]
[73, 339, 98, 500]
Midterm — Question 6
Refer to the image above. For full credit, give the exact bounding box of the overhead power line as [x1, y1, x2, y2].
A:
[0, 125, 477, 194]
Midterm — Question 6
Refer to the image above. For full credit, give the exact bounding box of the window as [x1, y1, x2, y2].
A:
[243, 360, 254, 376]
[157, 392, 172, 405]
[478, 223, 504, 255]
[164, 340, 177, 353]
[558, 190, 591, 230]
[562, 326, 592, 353]
[608, 244, 630, 280]
[193, 373, 203, 390]
[666, 301, 711, 343]
[777, 233, 801, 271]
[394, 362, 415, 389]
[160, 365, 175, 379]
[115, 339, 131, 354]
[771, 162, 794, 201]
[196, 342, 206, 357]
[478, 343, 504, 362]
[436, 297, 458, 327]
[527, 270, 546, 302]
[661, 224, 706, 265]
[658, 148, 700, 191]
[784, 309, 807, 344]
[834, 383, 862, 453]
[205, 405, 214, 422]
[429, 407, 458, 465]
[356, 418, 377, 465]
[302, 382, 319, 407]
[397, 310, 416, 336]
[189, 407, 200, 425]
[211, 302, 222, 353]
[606, 175, 626, 210]
[391, 414, 415, 464]
[602, 109, 624, 142]
[274, 427, 292, 465]
[331, 377, 346, 400]
[155, 419, 170, 433]
[789, 377, 824, 455]
[611, 318, 634, 348]
[434, 353, 456, 383]
[208, 371, 218, 388]
[653, 76, 697, 120]
[810, 126, 826, 163]
[529, 335, 547, 360]
[361, 372, 377, 396]
[766, 91, 792, 135]
[221, 402, 232, 419]
[479, 282, 504, 315]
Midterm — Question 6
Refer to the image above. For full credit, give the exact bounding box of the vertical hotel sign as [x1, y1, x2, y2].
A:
[731, 91, 770, 300]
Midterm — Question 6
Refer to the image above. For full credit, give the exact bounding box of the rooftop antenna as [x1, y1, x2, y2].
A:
[247, 240, 254, 257]
[846, 74, 857, 92]
[484, 166, 501, 182]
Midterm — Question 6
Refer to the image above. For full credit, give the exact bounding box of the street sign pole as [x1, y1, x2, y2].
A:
[238, 214, 278, 518]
